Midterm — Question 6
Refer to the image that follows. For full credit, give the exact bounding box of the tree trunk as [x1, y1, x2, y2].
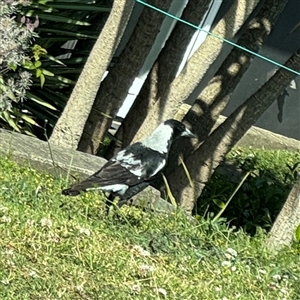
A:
[49, 0, 135, 149]
[77, 0, 173, 154]
[107, 0, 211, 157]
[128, 0, 259, 144]
[166, 0, 288, 174]
[267, 177, 300, 249]
[169, 48, 300, 215]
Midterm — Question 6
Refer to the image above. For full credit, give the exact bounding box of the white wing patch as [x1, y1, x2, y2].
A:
[116, 149, 166, 179]
[116, 150, 143, 177]
[126, 158, 165, 179]
[129, 168, 144, 178]
[149, 158, 166, 178]
[86, 184, 128, 195]
[116, 151, 141, 166]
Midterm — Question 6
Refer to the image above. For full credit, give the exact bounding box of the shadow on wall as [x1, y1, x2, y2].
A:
[220, 1, 300, 140]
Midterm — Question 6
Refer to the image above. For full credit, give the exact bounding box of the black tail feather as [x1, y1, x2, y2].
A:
[62, 188, 81, 196]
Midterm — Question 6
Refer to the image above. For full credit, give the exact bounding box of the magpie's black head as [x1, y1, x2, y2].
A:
[163, 119, 195, 140]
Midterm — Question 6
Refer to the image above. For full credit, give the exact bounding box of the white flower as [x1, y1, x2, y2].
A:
[259, 269, 267, 275]
[280, 288, 288, 295]
[225, 248, 237, 260]
[282, 274, 289, 281]
[269, 281, 278, 287]
[28, 270, 38, 278]
[231, 265, 237, 272]
[0, 205, 8, 213]
[26, 219, 35, 227]
[5, 249, 14, 256]
[76, 285, 84, 292]
[78, 227, 91, 237]
[272, 274, 281, 281]
[0, 215, 11, 223]
[40, 217, 52, 228]
[155, 287, 167, 296]
[132, 245, 150, 257]
[6, 260, 15, 267]
[131, 284, 141, 293]
[48, 232, 60, 243]
[138, 264, 155, 276]
[221, 260, 232, 268]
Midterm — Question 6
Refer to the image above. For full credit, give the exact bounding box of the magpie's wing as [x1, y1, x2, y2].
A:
[62, 143, 166, 196]
[87, 144, 167, 186]
[114, 143, 167, 180]
[63, 159, 141, 195]
[89, 158, 143, 186]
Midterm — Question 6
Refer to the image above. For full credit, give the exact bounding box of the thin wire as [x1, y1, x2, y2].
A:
[136, 0, 300, 76]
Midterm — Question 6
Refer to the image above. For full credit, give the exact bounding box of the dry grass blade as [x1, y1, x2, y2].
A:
[213, 171, 251, 222]
[162, 173, 177, 209]
[179, 156, 194, 187]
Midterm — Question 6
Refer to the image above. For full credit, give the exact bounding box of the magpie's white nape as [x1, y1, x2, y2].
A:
[62, 119, 195, 201]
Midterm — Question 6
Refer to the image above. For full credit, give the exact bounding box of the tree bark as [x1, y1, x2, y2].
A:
[49, 0, 135, 149]
[107, 0, 211, 157]
[267, 177, 300, 249]
[77, 0, 173, 154]
[169, 48, 300, 215]
[166, 0, 288, 174]
[128, 0, 259, 144]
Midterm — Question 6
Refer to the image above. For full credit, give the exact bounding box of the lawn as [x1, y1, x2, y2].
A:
[0, 152, 299, 299]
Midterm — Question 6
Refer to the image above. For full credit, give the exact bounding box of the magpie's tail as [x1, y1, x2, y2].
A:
[62, 187, 81, 196]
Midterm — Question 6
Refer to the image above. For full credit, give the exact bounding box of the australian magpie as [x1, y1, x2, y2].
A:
[62, 119, 195, 200]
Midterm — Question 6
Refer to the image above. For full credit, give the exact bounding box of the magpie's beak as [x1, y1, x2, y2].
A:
[182, 128, 196, 138]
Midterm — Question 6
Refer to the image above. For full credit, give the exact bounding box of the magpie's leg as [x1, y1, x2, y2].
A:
[105, 194, 129, 215]
[117, 198, 133, 207]
[104, 193, 115, 215]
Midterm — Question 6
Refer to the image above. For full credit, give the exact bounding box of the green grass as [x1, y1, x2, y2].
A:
[0, 153, 300, 299]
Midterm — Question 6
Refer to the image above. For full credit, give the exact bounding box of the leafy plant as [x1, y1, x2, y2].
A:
[1, 0, 111, 138]
[20, 0, 112, 138]
[0, 1, 35, 132]
[197, 148, 300, 235]
[0, 1, 60, 135]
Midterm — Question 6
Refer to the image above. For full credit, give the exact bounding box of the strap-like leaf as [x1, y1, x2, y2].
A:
[26, 92, 57, 110]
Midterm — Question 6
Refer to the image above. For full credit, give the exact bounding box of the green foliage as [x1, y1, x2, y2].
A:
[197, 148, 300, 235]
[20, 0, 111, 138]
[23, 44, 54, 88]
[0, 155, 300, 299]
[0, 1, 34, 115]
[1, 0, 111, 138]
[0, 1, 58, 135]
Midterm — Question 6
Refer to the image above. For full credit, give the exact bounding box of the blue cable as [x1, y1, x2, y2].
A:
[136, 0, 300, 76]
